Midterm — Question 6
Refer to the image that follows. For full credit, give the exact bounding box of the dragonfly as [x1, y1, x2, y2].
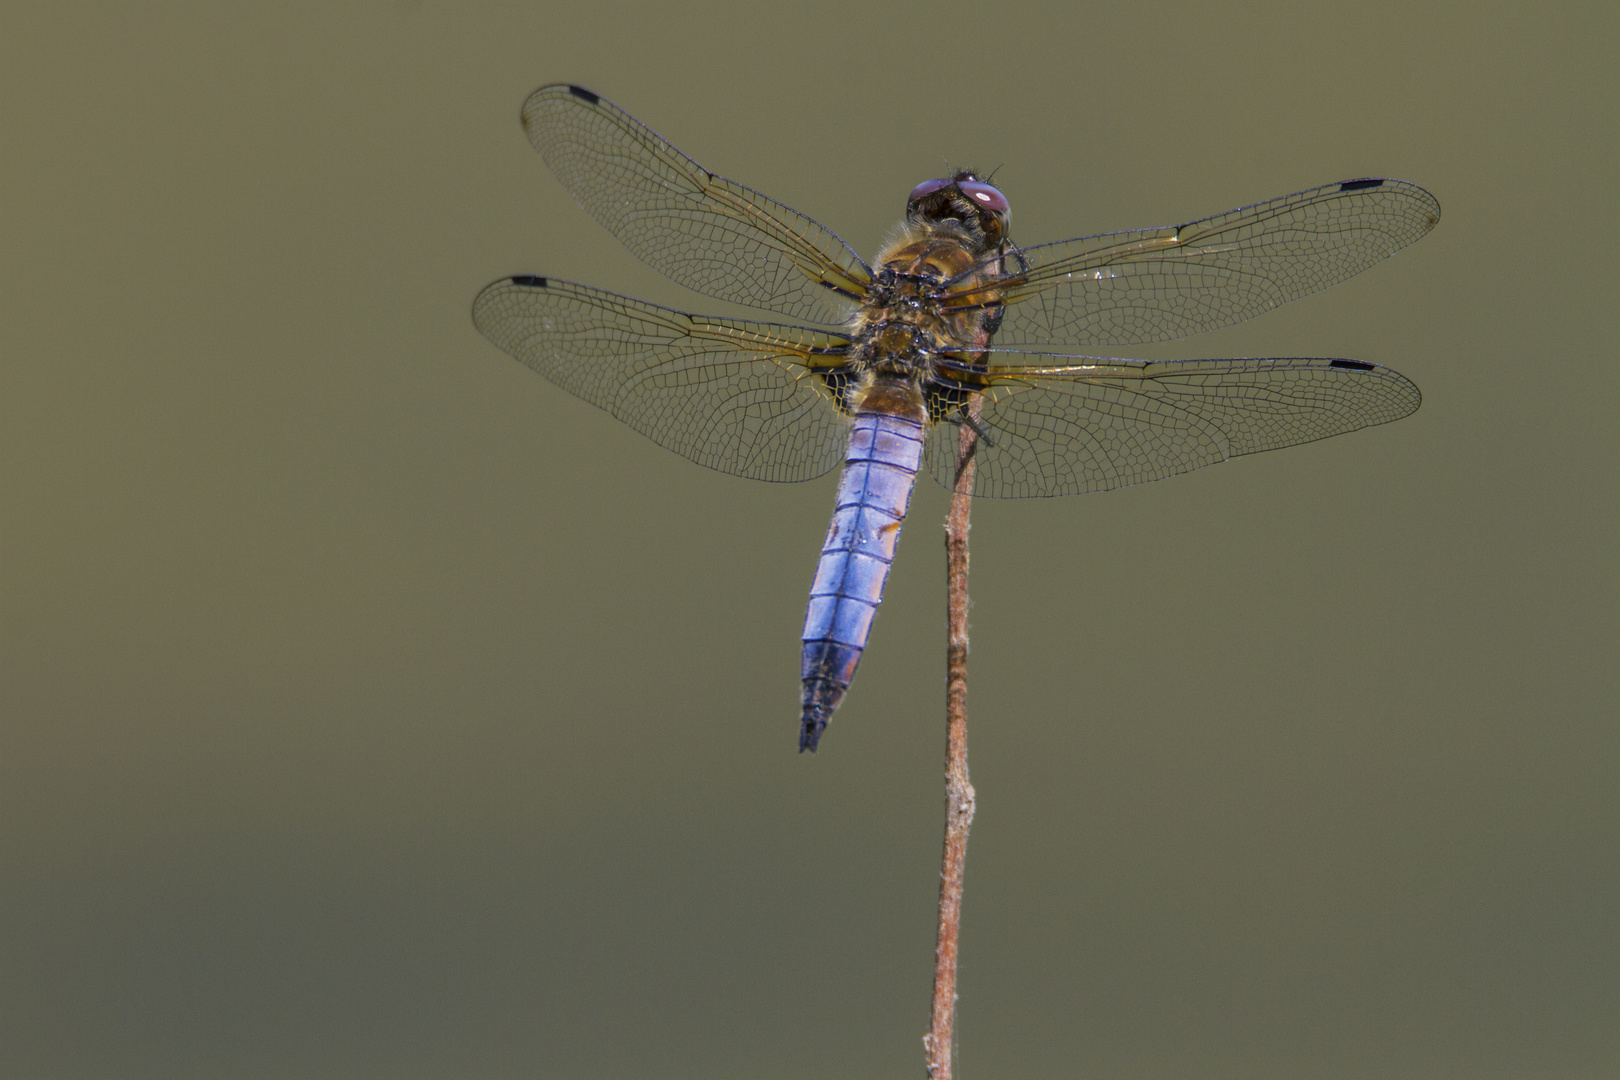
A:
[473, 84, 1440, 753]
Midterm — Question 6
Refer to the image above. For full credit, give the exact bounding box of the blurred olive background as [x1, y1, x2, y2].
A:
[3, 3, 1615, 1078]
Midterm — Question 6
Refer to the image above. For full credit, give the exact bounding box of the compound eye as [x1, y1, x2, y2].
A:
[958, 181, 1009, 215]
[908, 177, 955, 204]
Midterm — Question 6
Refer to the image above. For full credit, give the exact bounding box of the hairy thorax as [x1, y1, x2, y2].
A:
[843, 222, 1009, 420]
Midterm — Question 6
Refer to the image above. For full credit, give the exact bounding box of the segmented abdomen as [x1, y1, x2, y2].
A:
[799, 410, 925, 751]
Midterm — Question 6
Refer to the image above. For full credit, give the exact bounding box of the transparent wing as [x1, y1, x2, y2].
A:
[521, 84, 872, 323]
[473, 276, 852, 482]
[950, 179, 1440, 346]
[923, 355, 1420, 498]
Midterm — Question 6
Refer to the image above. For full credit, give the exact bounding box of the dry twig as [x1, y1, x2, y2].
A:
[923, 397, 983, 1080]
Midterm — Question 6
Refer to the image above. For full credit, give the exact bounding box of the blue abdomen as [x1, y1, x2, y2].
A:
[799, 410, 925, 751]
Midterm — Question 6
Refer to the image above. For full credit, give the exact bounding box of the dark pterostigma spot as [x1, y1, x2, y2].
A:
[1330, 359, 1376, 370]
[568, 85, 600, 105]
[1339, 178, 1385, 192]
[511, 275, 547, 288]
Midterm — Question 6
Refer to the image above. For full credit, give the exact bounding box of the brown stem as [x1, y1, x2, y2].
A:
[923, 397, 982, 1080]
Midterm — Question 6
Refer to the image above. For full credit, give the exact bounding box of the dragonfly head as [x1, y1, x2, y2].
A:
[906, 171, 1010, 251]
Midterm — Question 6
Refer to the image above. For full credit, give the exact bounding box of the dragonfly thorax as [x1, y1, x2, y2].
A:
[844, 224, 1010, 395]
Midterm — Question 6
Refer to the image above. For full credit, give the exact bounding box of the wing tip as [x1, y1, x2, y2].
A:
[1337, 176, 1442, 224]
[522, 83, 603, 125]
